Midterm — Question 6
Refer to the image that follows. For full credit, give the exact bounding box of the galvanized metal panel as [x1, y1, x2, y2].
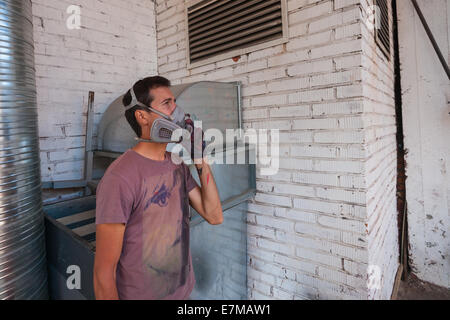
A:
[190, 201, 248, 300]
[97, 81, 241, 154]
[44, 213, 95, 300]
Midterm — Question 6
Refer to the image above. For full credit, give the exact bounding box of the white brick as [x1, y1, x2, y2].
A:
[309, 12, 344, 33]
[243, 108, 269, 120]
[258, 238, 295, 255]
[313, 159, 364, 173]
[292, 118, 339, 130]
[248, 224, 277, 239]
[342, 232, 368, 247]
[268, 50, 309, 67]
[267, 77, 310, 92]
[258, 181, 315, 198]
[316, 187, 366, 204]
[289, 88, 335, 103]
[252, 94, 288, 107]
[287, 59, 334, 76]
[291, 145, 337, 158]
[293, 198, 366, 218]
[285, 209, 317, 223]
[337, 84, 363, 98]
[269, 105, 311, 118]
[247, 45, 284, 61]
[288, 0, 315, 12]
[234, 59, 267, 74]
[249, 68, 287, 83]
[255, 214, 295, 232]
[310, 69, 361, 87]
[289, 2, 333, 25]
[289, 23, 308, 38]
[334, 0, 360, 10]
[279, 131, 313, 143]
[312, 100, 364, 116]
[286, 31, 332, 51]
[314, 131, 365, 144]
[242, 84, 267, 96]
[256, 169, 292, 182]
[310, 39, 361, 59]
[186, 62, 216, 75]
[248, 203, 275, 216]
[49, 148, 84, 162]
[335, 22, 361, 39]
[248, 268, 277, 285]
[272, 287, 294, 300]
[294, 221, 341, 242]
[296, 247, 342, 269]
[279, 158, 313, 171]
[274, 253, 317, 274]
[293, 172, 339, 186]
[255, 193, 292, 207]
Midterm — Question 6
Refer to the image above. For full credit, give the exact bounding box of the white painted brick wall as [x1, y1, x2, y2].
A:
[32, 0, 157, 181]
[360, 0, 399, 299]
[154, 0, 387, 300]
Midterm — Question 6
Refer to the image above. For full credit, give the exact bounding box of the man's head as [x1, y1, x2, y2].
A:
[123, 76, 177, 138]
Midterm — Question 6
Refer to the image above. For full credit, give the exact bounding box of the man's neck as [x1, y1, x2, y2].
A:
[132, 141, 168, 161]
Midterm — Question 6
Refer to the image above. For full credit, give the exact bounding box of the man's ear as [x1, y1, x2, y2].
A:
[135, 110, 150, 139]
[135, 109, 149, 125]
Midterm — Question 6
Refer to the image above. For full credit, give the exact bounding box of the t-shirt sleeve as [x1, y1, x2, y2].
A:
[96, 173, 134, 225]
[184, 163, 199, 193]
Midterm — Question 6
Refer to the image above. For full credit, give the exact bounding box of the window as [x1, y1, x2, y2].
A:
[186, 0, 288, 68]
[375, 0, 391, 59]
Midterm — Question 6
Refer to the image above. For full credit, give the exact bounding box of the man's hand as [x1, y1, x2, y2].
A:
[93, 223, 125, 300]
[181, 118, 205, 163]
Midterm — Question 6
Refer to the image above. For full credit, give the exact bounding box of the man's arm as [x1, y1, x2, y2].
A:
[93, 223, 125, 300]
[188, 157, 223, 225]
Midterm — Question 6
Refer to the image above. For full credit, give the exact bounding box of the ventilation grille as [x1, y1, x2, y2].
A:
[187, 0, 284, 64]
[375, 0, 391, 59]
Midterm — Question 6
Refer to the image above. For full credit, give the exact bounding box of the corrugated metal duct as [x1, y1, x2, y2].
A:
[0, 0, 48, 299]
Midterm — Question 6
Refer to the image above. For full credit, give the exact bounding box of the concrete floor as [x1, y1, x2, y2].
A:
[396, 273, 450, 300]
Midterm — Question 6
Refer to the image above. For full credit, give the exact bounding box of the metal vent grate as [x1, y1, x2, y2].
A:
[187, 0, 284, 64]
[375, 0, 391, 59]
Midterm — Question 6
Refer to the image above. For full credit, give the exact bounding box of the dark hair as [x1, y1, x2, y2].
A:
[123, 76, 171, 137]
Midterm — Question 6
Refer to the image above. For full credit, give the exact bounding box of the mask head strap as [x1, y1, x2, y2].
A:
[124, 86, 148, 111]
[124, 86, 174, 121]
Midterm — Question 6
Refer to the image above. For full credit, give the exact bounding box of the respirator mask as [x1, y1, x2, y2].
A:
[124, 86, 194, 144]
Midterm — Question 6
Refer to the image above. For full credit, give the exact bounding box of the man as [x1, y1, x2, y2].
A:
[93, 76, 223, 300]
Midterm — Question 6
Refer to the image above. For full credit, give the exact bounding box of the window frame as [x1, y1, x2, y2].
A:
[374, 0, 392, 60]
[185, 0, 289, 69]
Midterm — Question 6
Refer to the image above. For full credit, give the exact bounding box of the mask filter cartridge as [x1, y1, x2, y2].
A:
[149, 117, 184, 143]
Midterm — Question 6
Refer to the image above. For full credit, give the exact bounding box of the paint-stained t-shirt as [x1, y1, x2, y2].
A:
[95, 149, 199, 300]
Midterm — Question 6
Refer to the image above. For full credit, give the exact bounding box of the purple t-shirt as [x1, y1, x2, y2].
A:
[95, 149, 199, 300]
